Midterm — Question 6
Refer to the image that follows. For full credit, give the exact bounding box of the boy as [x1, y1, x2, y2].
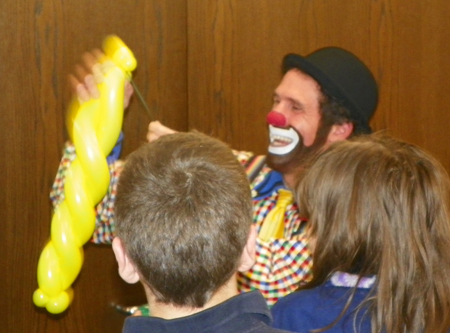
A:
[112, 131, 291, 332]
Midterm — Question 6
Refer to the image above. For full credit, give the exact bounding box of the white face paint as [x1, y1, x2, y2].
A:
[268, 125, 300, 155]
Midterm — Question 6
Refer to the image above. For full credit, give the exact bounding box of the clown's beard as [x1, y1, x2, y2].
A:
[266, 124, 331, 175]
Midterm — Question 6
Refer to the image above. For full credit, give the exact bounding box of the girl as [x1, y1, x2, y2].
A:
[271, 135, 450, 333]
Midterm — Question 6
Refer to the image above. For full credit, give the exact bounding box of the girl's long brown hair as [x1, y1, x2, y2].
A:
[296, 134, 450, 333]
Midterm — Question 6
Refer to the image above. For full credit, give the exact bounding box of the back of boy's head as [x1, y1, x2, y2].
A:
[115, 131, 253, 308]
[297, 134, 450, 332]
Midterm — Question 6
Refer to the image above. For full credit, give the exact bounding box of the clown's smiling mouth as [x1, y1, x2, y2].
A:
[270, 134, 293, 147]
[268, 125, 300, 155]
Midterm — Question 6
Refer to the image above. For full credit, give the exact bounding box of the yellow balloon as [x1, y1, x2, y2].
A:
[103, 35, 137, 72]
[63, 163, 96, 245]
[46, 288, 73, 314]
[34, 35, 137, 314]
[33, 288, 48, 307]
[37, 242, 62, 297]
[51, 203, 83, 288]
[96, 66, 126, 154]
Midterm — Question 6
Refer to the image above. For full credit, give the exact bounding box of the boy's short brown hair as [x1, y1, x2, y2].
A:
[115, 131, 253, 308]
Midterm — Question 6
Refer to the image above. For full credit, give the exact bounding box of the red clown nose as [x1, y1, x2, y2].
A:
[267, 111, 287, 127]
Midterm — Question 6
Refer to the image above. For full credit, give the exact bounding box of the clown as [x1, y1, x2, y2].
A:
[69, 46, 378, 308]
[145, 47, 378, 306]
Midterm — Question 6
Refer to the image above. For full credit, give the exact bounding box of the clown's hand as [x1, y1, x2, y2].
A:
[68, 49, 133, 108]
[147, 121, 177, 142]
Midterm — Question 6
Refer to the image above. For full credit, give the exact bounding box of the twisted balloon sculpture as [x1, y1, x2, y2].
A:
[33, 35, 137, 314]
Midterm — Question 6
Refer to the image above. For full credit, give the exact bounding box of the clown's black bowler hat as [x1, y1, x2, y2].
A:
[283, 47, 378, 134]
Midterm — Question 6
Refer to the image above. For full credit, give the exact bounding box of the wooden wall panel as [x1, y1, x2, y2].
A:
[0, 0, 186, 332]
[370, 1, 450, 169]
[186, 0, 450, 174]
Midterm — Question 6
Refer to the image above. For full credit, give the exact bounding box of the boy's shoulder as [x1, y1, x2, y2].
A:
[123, 291, 292, 333]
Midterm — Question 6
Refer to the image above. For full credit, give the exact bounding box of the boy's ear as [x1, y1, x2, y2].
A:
[112, 237, 140, 284]
[326, 121, 354, 143]
[238, 225, 257, 272]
